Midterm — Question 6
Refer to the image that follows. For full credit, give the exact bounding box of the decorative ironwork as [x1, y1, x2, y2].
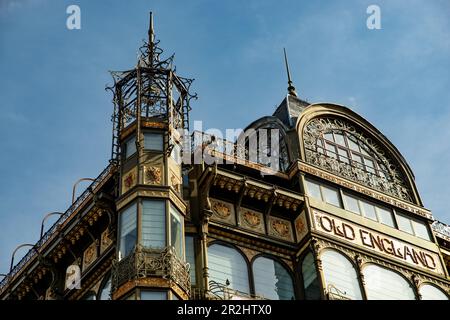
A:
[432, 221, 450, 241]
[326, 284, 352, 300]
[111, 245, 191, 296]
[206, 280, 266, 300]
[0, 163, 116, 294]
[107, 13, 197, 163]
[303, 117, 413, 202]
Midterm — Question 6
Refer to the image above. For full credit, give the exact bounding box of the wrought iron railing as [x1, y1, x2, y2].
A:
[206, 280, 266, 300]
[432, 221, 450, 241]
[0, 163, 116, 293]
[112, 245, 191, 296]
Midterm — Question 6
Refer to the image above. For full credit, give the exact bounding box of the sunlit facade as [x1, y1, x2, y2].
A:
[1, 15, 449, 301]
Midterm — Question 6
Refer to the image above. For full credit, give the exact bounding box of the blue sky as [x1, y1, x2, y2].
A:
[0, 0, 449, 275]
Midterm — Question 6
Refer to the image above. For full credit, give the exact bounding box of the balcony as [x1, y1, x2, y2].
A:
[112, 245, 191, 297]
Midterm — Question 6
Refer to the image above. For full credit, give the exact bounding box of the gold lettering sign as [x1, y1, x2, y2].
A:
[312, 210, 444, 276]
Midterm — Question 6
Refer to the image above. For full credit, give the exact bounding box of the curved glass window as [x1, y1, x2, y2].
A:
[119, 203, 137, 260]
[363, 264, 415, 300]
[301, 252, 321, 300]
[419, 284, 449, 300]
[252, 256, 295, 300]
[321, 250, 362, 300]
[99, 275, 111, 300]
[207, 244, 250, 294]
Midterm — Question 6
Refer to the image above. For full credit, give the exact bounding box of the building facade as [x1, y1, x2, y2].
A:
[1, 15, 449, 301]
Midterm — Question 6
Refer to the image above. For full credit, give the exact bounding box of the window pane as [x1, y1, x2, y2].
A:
[142, 200, 165, 249]
[253, 257, 295, 300]
[140, 291, 167, 300]
[119, 203, 137, 260]
[334, 133, 345, 146]
[363, 264, 415, 300]
[325, 142, 337, 159]
[376, 207, 395, 227]
[99, 276, 111, 300]
[412, 220, 431, 241]
[420, 284, 449, 300]
[364, 158, 376, 174]
[337, 148, 350, 164]
[343, 194, 361, 214]
[397, 214, 414, 235]
[208, 244, 249, 294]
[351, 153, 363, 164]
[322, 250, 362, 300]
[144, 133, 163, 151]
[324, 132, 334, 142]
[361, 201, 377, 221]
[125, 137, 137, 158]
[170, 205, 184, 258]
[322, 186, 341, 207]
[302, 252, 321, 300]
[185, 236, 196, 285]
[347, 137, 360, 152]
[306, 180, 322, 200]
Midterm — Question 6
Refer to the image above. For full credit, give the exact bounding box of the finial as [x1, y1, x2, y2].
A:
[283, 48, 298, 97]
[149, 12, 154, 46]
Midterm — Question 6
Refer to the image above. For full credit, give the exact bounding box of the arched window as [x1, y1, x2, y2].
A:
[321, 250, 362, 300]
[419, 284, 449, 300]
[363, 264, 415, 300]
[303, 117, 412, 202]
[301, 252, 321, 300]
[207, 244, 250, 294]
[252, 256, 295, 300]
[98, 275, 112, 300]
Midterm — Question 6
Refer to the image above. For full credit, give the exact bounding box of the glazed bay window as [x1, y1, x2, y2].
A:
[119, 203, 137, 260]
[170, 205, 184, 258]
[305, 179, 341, 207]
[142, 200, 166, 248]
[185, 236, 197, 284]
[396, 212, 431, 241]
[342, 193, 395, 227]
[144, 132, 164, 151]
[125, 136, 137, 158]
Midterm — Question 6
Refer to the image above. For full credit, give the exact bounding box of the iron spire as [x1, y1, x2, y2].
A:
[283, 48, 298, 97]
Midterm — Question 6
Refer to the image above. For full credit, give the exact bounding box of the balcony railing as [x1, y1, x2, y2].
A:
[432, 221, 450, 241]
[112, 245, 191, 296]
[206, 280, 266, 300]
[0, 163, 116, 294]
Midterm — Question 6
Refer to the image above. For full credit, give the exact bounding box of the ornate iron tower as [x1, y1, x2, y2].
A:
[107, 12, 196, 300]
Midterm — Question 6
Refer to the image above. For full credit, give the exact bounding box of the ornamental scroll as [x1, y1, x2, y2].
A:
[303, 117, 413, 202]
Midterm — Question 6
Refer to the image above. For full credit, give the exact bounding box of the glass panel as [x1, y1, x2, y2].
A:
[420, 284, 449, 300]
[208, 244, 250, 294]
[325, 142, 337, 159]
[306, 180, 322, 200]
[412, 220, 431, 241]
[343, 194, 361, 214]
[361, 201, 377, 221]
[253, 257, 295, 300]
[119, 203, 137, 260]
[144, 133, 163, 151]
[360, 146, 370, 156]
[376, 206, 395, 227]
[321, 250, 362, 300]
[363, 264, 415, 300]
[322, 185, 341, 207]
[334, 133, 345, 146]
[125, 137, 137, 158]
[351, 153, 363, 164]
[364, 158, 376, 174]
[99, 276, 111, 300]
[302, 252, 321, 300]
[396, 213, 414, 235]
[347, 137, 360, 152]
[324, 132, 334, 142]
[142, 200, 166, 249]
[337, 148, 350, 164]
[140, 291, 167, 300]
[170, 205, 184, 258]
[185, 236, 196, 285]
[317, 138, 324, 147]
[317, 147, 325, 155]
